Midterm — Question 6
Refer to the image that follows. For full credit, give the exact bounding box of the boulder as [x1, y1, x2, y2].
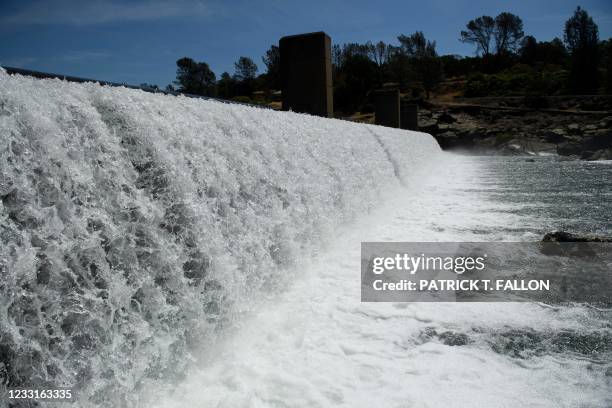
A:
[566, 123, 582, 135]
[542, 128, 567, 143]
[419, 122, 439, 134]
[499, 143, 526, 155]
[542, 231, 612, 242]
[583, 148, 612, 161]
[434, 131, 459, 149]
[557, 141, 582, 156]
[437, 111, 457, 124]
[599, 116, 612, 129]
[582, 131, 612, 150]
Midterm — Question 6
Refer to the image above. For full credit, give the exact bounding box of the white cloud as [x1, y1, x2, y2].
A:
[1, 0, 213, 26]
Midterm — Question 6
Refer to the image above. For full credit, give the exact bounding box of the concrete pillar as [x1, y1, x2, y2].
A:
[279, 32, 333, 118]
[400, 102, 418, 131]
[373, 89, 400, 128]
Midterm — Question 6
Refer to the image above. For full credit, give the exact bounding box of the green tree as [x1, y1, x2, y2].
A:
[418, 54, 443, 99]
[564, 6, 599, 93]
[398, 32, 443, 98]
[139, 83, 160, 91]
[460, 16, 495, 56]
[333, 43, 381, 113]
[233, 56, 258, 81]
[537, 38, 568, 66]
[173, 57, 216, 96]
[494, 12, 524, 55]
[384, 47, 412, 89]
[262, 45, 281, 89]
[520, 36, 538, 65]
[232, 56, 258, 96]
[398, 31, 436, 57]
[368, 41, 391, 67]
[602, 39, 612, 94]
[461, 13, 523, 56]
[520, 36, 569, 67]
[217, 72, 236, 99]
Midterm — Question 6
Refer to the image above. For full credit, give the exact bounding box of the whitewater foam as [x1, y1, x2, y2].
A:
[147, 154, 612, 408]
[0, 69, 440, 406]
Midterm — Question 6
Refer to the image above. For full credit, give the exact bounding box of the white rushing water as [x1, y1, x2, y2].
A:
[148, 155, 611, 408]
[0, 69, 437, 407]
[0, 70, 609, 408]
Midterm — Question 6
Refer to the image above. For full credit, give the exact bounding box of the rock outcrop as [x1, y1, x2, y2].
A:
[542, 231, 612, 242]
[417, 96, 612, 159]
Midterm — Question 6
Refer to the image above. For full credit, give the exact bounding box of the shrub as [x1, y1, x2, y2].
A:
[231, 95, 253, 104]
[464, 64, 568, 96]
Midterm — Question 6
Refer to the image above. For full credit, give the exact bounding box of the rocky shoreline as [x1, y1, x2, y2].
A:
[542, 231, 612, 242]
[417, 96, 612, 160]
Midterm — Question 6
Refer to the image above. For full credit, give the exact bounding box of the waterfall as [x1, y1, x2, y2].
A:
[0, 69, 440, 406]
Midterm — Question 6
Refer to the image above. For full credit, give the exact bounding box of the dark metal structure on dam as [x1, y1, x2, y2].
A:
[279, 32, 334, 118]
[373, 89, 401, 128]
[372, 88, 419, 130]
[401, 102, 418, 131]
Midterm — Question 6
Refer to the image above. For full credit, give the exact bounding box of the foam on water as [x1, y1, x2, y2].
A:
[0, 69, 440, 406]
[148, 154, 612, 408]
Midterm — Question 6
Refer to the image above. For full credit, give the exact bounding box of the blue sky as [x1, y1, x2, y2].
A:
[1, 0, 611, 87]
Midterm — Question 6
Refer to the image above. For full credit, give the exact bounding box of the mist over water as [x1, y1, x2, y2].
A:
[0, 69, 440, 407]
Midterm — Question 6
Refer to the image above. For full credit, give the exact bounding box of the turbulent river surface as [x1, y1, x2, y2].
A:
[1, 70, 611, 407]
[147, 155, 612, 408]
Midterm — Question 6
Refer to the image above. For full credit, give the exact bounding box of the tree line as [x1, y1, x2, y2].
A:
[154, 6, 611, 114]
